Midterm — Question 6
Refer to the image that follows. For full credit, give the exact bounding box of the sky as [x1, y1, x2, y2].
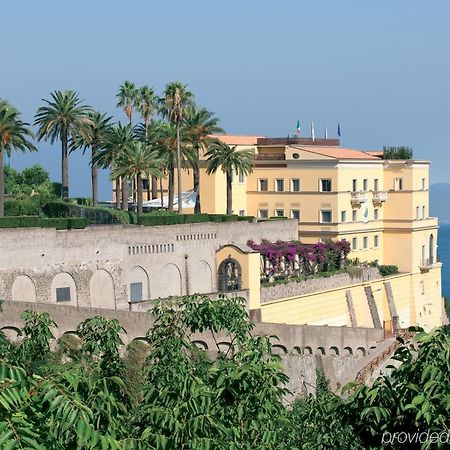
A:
[2, 0, 450, 200]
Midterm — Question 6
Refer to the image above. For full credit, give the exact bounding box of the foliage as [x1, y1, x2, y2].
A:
[343, 326, 450, 449]
[444, 296, 450, 318]
[379, 265, 399, 276]
[0, 216, 86, 229]
[383, 146, 413, 160]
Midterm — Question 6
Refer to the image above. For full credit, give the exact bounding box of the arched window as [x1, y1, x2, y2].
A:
[429, 234, 434, 264]
[218, 258, 242, 291]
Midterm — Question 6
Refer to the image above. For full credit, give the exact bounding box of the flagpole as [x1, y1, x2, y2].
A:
[311, 121, 315, 142]
[324, 123, 328, 139]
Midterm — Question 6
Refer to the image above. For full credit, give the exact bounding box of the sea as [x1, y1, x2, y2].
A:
[438, 224, 450, 302]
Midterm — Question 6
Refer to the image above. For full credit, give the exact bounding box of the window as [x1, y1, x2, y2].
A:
[416, 206, 420, 220]
[374, 208, 379, 220]
[420, 280, 425, 295]
[352, 179, 358, 192]
[291, 178, 300, 192]
[352, 237, 358, 250]
[422, 178, 426, 190]
[320, 210, 332, 223]
[130, 282, 143, 302]
[363, 236, 368, 249]
[320, 179, 332, 192]
[394, 177, 403, 191]
[218, 258, 242, 291]
[291, 209, 300, 221]
[239, 172, 245, 183]
[258, 209, 268, 218]
[239, 210, 245, 216]
[422, 206, 426, 219]
[274, 209, 285, 217]
[374, 235, 379, 248]
[56, 287, 71, 303]
[374, 178, 379, 191]
[142, 179, 149, 190]
[363, 179, 368, 191]
[341, 211, 347, 222]
[275, 179, 284, 192]
[352, 210, 358, 222]
[258, 179, 268, 191]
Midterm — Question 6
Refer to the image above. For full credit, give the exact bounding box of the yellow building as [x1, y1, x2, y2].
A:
[118, 135, 444, 330]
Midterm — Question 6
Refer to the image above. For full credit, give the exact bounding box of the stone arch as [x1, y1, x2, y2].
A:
[1, 326, 21, 342]
[217, 342, 233, 353]
[343, 346, 353, 356]
[50, 272, 77, 306]
[192, 340, 209, 350]
[128, 266, 150, 303]
[356, 347, 366, 356]
[315, 346, 326, 355]
[303, 346, 313, 355]
[190, 260, 213, 294]
[272, 344, 288, 355]
[329, 346, 340, 355]
[90, 269, 115, 309]
[369, 345, 377, 353]
[11, 275, 36, 303]
[218, 258, 242, 291]
[292, 346, 302, 355]
[159, 263, 182, 297]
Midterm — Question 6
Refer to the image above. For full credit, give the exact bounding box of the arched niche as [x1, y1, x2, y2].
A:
[50, 272, 77, 306]
[190, 260, 213, 294]
[218, 258, 242, 292]
[128, 266, 150, 303]
[90, 269, 115, 309]
[11, 275, 36, 303]
[160, 263, 182, 297]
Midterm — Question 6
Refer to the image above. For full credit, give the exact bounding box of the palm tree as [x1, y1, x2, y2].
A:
[34, 90, 92, 201]
[116, 81, 137, 125]
[135, 86, 159, 199]
[111, 142, 163, 216]
[159, 81, 194, 214]
[71, 111, 113, 206]
[0, 100, 36, 217]
[93, 123, 135, 210]
[205, 141, 253, 215]
[184, 106, 223, 213]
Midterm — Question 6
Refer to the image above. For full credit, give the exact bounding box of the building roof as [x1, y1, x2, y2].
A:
[291, 145, 381, 160]
[211, 134, 264, 146]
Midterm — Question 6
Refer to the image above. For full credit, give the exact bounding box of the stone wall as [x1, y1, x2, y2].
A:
[260, 267, 381, 303]
[0, 220, 297, 310]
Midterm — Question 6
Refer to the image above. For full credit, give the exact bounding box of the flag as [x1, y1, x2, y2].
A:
[296, 120, 301, 135]
[311, 121, 315, 141]
[337, 123, 341, 137]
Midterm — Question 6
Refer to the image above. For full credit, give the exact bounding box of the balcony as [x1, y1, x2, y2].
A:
[419, 257, 435, 271]
[350, 191, 369, 205]
[372, 191, 388, 204]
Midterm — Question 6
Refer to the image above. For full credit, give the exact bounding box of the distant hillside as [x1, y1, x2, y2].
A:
[430, 183, 450, 224]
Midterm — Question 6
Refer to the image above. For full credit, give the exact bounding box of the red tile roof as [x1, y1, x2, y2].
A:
[292, 145, 381, 160]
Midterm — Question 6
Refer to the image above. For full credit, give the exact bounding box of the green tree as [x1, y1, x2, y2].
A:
[0, 99, 36, 217]
[112, 141, 163, 215]
[72, 111, 113, 206]
[383, 146, 413, 160]
[93, 123, 135, 210]
[159, 81, 194, 214]
[116, 80, 137, 125]
[184, 106, 223, 213]
[135, 85, 159, 199]
[34, 90, 92, 201]
[205, 141, 254, 215]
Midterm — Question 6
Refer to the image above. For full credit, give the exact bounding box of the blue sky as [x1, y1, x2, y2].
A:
[2, 0, 450, 200]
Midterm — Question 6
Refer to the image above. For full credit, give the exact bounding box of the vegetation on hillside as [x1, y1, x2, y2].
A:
[0, 295, 448, 449]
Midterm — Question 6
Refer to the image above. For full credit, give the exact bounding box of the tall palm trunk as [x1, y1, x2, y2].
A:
[0, 149, 4, 217]
[176, 123, 183, 214]
[193, 147, 201, 213]
[168, 166, 174, 211]
[151, 175, 158, 199]
[226, 171, 232, 215]
[160, 177, 164, 208]
[62, 127, 69, 200]
[137, 173, 143, 216]
[122, 177, 129, 211]
[115, 177, 121, 209]
[91, 148, 98, 207]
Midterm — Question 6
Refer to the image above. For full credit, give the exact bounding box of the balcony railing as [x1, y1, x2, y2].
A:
[254, 154, 286, 161]
[350, 191, 369, 204]
[419, 257, 435, 270]
[372, 191, 388, 203]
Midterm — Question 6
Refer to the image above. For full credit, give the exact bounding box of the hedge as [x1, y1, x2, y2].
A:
[137, 213, 250, 227]
[0, 216, 87, 229]
[379, 265, 399, 276]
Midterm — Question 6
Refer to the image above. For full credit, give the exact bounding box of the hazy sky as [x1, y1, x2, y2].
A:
[2, 0, 450, 200]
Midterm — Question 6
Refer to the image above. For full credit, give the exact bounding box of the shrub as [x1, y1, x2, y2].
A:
[383, 146, 413, 160]
[0, 216, 86, 230]
[4, 198, 43, 216]
[379, 265, 398, 276]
